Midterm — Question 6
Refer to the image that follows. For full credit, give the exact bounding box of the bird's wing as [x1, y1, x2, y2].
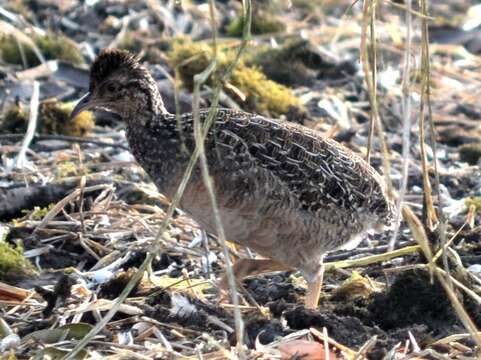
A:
[208, 109, 384, 214]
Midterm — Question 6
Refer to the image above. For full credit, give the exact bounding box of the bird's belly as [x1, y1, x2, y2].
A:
[180, 192, 269, 247]
[178, 180, 372, 279]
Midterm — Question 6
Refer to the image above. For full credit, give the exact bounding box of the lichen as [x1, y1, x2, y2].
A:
[0, 31, 84, 67]
[0, 241, 35, 281]
[168, 40, 302, 118]
[226, 13, 285, 36]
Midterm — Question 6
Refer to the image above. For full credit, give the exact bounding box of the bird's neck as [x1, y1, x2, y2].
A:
[122, 77, 171, 127]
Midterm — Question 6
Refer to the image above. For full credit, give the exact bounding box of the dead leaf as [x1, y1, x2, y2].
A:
[278, 340, 341, 360]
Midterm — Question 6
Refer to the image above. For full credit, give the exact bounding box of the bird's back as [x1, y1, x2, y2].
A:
[207, 109, 391, 218]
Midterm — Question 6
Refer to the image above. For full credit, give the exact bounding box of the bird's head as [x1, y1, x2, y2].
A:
[71, 49, 166, 121]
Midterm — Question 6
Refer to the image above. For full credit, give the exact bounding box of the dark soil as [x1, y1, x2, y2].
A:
[233, 268, 478, 359]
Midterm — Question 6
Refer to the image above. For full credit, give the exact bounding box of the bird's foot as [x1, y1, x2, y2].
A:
[304, 263, 325, 309]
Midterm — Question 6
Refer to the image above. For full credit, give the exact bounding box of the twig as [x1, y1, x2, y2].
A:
[419, 0, 449, 289]
[323, 327, 330, 360]
[361, 0, 375, 163]
[389, 0, 413, 251]
[14, 81, 39, 169]
[354, 335, 377, 360]
[33, 183, 112, 233]
[325, 245, 420, 271]
[367, 0, 377, 164]
[418, 1, 438, 231]
[361, 1, 393, 196]
[310, 327, 357, 358]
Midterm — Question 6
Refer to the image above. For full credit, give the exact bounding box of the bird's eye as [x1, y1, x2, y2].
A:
[107, 83, 117, 92]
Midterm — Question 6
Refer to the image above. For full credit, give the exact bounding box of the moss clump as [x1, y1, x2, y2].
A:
[40, 99, 95, 136]
[226, 13, 285, 36]
[230, 65, 301, 116]
[0, 101, 29, 133]
[465, 197, 481, 213]
[169, 40, 301, 118]
[56, 161, 79, 178]
[331, 271, 381, 302]
[169, 40, 226, 89]
[249, 38, 320, 86]
[0, 99, 95, 137]
[0, 241, 35, 281]
[459, 143, 481, 165]
[22, 205, 54, 220]
[249, 38, 357, 86]
[0, 32, 83, 67]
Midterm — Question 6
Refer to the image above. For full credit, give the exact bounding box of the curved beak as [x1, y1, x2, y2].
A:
[70, 92, 92, 119]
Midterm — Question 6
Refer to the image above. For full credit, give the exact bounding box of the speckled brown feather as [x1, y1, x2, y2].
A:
[86, 50, 394, 282]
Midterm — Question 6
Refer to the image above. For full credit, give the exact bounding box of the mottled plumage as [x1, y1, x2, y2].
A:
[73, 49, 394, 307]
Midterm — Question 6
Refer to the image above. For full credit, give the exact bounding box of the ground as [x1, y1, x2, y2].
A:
[1, 0, 481, 359]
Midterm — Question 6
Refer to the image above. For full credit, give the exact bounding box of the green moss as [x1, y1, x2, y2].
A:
[0, 241, 35, 281]
[459, 143, 481, 165]
[22, 205, 54, 220]
[0, 102, 28, 133]
[56, 161, 79, 178]
[226, 13, 285, 36]
[0, 32, 83, 67]
[169, 40, 226, 89]
[168, 40, 301, 118]
[0, 100, 95, 136]
[41, 99, 95, 137]
[36, 32, 84, 65]
[465, 197, 481, 213]
[231, 66, 301, 117]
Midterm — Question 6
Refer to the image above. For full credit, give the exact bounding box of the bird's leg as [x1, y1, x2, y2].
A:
[219, 258, 289, 298]
[305, 262, 325, 309]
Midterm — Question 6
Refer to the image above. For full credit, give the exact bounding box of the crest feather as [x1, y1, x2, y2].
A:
[89, 49, 140, 90]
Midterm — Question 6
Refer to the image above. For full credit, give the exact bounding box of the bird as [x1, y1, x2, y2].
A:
[71, 49, 394, 309]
